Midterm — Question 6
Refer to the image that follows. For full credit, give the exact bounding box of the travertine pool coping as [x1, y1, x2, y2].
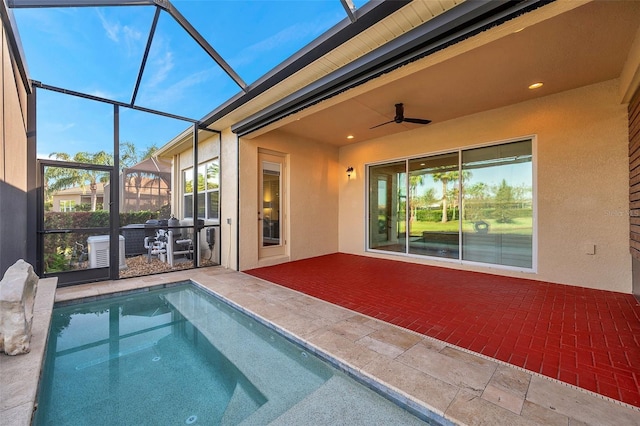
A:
[2, 267, 639, 425]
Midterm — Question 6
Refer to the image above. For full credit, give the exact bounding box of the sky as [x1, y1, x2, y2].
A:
[12, 1, 366, 160]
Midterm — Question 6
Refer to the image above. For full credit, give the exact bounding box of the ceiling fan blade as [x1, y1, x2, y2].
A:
[403, 117, 431, 125]
[369, 120, 395, 129]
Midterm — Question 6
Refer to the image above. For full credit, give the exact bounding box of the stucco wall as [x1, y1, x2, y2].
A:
[170, 134, 221, 261]
[220, 128, 238, 269]
[239, 130, 339, 270]
[339, 79, 631, 293]
[0, 23, 30, 277]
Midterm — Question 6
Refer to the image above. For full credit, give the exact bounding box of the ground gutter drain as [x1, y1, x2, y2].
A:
[185, 415, 197, 424]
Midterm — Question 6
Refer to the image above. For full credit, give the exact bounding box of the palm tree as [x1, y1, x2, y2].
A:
[432, 170, 471, 222]
[46, 151, 113, 211]
[432, 171, 457, 223]
[408, 174, 424, 225]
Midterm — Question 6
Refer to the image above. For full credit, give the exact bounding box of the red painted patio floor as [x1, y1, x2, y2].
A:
[246, 253, 640, 408]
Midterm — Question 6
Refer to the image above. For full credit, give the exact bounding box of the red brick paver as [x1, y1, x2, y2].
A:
[246, 253, 640, 407]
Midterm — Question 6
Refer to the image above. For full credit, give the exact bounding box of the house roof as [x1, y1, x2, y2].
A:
[123, 156, 171, 175]
[51, 182, 105, 197]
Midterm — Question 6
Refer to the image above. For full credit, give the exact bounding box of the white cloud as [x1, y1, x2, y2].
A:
[233, 18, 333, 67]
[122, 26, 143, 55]
[140, 68, 213, 109]
[146, 37, 175, 87]
[95, 10, 142, 56]
[88, 89, 113, 99]
[49, 122, 76, 133]
[97, 9, 120, 43]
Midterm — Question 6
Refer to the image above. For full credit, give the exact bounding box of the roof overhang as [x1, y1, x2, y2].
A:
[236, 0, 640, 147]
[231, 0, 553, 138]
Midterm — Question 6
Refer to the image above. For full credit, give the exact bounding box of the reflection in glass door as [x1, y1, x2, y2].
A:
[259, 151, 286, 258]
[39, 160, 115, 285]
[408, 153, 459, 259]
[368, 161, 406, 252]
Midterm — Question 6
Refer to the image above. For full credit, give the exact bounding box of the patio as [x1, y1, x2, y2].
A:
[3, 265, 639, 425]
[246, 253, 640, 409]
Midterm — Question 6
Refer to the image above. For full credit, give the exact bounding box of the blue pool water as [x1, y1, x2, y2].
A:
[35, 282, 437, 425]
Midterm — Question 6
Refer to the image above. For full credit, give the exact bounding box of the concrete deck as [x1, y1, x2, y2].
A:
[2, 267, 639, 425]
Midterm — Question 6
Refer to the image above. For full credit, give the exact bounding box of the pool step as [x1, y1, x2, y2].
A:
[221, 380, 263, 425]
[268, 375, 427, 425]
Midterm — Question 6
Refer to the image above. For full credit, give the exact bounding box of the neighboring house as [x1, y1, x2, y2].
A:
[155, 0, 640, 298]
[120, 157, 171, 213]
[50, 183, 105, 212]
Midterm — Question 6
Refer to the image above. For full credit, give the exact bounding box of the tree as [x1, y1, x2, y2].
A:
[463, 182, 490, 221]
[432, 170, 470, 223]
[408, 174, 424, 225]
[432, 171, 455, 223]
[46, 151, 113, 211]
[120, 142, 159, 211]
[494, 179, 515, 223]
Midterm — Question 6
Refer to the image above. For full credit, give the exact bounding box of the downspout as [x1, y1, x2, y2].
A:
[236, 133, 240, 271]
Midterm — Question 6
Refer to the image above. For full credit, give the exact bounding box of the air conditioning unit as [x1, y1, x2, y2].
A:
[87, 235, 126, 270]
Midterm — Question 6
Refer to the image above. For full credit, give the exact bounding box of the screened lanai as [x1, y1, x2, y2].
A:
[5, 0, 376, 285]
[3, 0, 640, 422]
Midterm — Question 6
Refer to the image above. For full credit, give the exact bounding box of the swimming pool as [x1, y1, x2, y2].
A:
[34, 282, 438, 425]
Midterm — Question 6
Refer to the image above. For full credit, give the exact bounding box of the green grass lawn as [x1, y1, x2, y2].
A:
[409, 217, 533, 235]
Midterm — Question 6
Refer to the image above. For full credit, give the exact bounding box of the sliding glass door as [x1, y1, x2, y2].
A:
[462, 140, 533, 268]
[367, 139, 534, 270]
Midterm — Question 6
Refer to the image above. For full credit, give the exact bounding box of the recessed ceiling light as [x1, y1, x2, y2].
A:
[347, 135, 354, 139]
[528, 82, 544, 90]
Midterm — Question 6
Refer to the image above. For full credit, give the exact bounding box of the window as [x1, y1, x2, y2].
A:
[367, 139, 534, 269]
[59, 200, 76, 212]
[183, 159, 219, 220]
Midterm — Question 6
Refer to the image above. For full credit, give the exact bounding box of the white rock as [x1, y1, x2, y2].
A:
[0, 260, 39, 355]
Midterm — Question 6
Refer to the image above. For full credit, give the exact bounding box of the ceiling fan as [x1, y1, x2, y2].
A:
[370, 103, 431, 129]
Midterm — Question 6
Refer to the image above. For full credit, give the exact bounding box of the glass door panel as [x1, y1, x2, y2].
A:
[259, 151, 286, 258]
[461, 140, 533, 268]
[408, 153, 459, 258]
[368, 161, 406, 252]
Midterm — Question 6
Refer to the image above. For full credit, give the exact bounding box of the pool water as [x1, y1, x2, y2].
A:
[34, 283, 433, 425]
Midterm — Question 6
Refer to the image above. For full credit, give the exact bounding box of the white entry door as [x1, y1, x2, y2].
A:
[258, 151, 286, 258]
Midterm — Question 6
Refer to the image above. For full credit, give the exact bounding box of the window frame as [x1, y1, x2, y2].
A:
[365, 136, 537, 273]
[182, 158, 220, 221]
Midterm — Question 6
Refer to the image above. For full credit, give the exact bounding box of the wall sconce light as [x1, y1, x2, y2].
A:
[346, 166, 354, 179]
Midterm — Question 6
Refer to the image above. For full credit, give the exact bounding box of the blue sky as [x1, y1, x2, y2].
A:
[13, 1, 364, 160]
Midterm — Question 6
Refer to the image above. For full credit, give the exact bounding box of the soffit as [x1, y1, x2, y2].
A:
[207, 0, 464, 131]
[267, 0, 640, 146]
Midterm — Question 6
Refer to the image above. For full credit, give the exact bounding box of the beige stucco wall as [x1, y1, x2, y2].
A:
[238, 130, 339, 270]
[0, 22, 30, 276]
[170, 133, 221, 262]
[339, 79, 631, 293]
[220, 128, 238, 269]
[1, 26, 28, 193]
